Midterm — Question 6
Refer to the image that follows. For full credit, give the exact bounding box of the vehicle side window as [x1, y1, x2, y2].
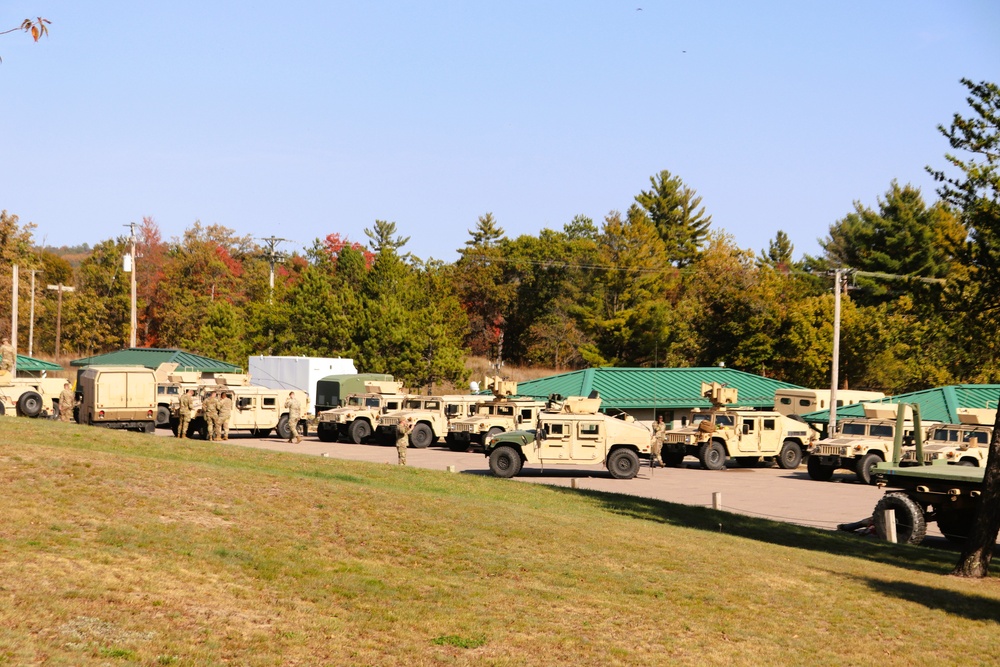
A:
[780, 398, 792, 405]
[742, 419, 756, 432]
[263, 397, 276, 408]
[762, 419, 776, 431]
[870, 425, 893, 438]
[579, 422, 600, 438]
[545, 423, 565, 436]
[967, 431, 989, 445]
[520, 409, 533, 420]
[797, 399, 811, 407]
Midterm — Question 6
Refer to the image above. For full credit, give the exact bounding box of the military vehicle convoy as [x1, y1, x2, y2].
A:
[154, 362, 251, 428]
[445, 378, 544, 452]
[484, 393, 652, 479]
[899, 408, 993, 468]
[0, 369, 65, 418]
[661, 383, 817, 470]
[76, 365, 158, 432]
[376, 394, 479, 448]
[315, 380, 408, 443]
[807, 403, 938, 485]
[870, 404, 997, 545]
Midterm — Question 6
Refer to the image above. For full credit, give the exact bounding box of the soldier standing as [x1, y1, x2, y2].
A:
[396, 417, 412, 465]
[651, 414, 666, 468]
[0, 337, 14, 373]
[284, 392, 302, 444]
[203, 390, 220, 441]
[218, 392, 233, 441]
[58, 382, 76, 423]
[177, 389, 194, 439]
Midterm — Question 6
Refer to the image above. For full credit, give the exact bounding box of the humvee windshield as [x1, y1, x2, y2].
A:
[476, 404, 495, 416]
[692, 413, 735, 427]
[933, 428, 990, 445]
[496, 405, 514, 417]
[347, 396, 364, 407]
[365, 397, 381, 408]
[870, 424, 893, 438]
[841, 423, 867, 436]
[404, 399, 423, 410]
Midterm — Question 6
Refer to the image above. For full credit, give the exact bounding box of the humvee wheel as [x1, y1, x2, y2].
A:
[936, 508, 974, 543]
[873, 492, 927, 545]
[446, 434, 468, 452]
[807, 456, 835, 481]
[276, 415, 292, 440]
[663, 451, 686, 467]
[489, 445, 522, 478]
[317, 427, 337, 443]
[855, 452, 883, 485]
[169, 417, 179, 435]
[699, 441, 726, 470]
[485, 426, 504, 442]
[348, 419, 372, 444]
[957, 459, 977, 467]
[608, 448, 640, 479]
[143, 421, 156, 434]
[156, 405, 172, 427]
[409, 423, 434, 448]
[16, 391, 43, 418]
[777, 440, 803, 469]
[0, 402, 4, 415]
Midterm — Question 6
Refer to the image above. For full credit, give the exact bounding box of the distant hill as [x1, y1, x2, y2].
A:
[36, 243, 91, 268]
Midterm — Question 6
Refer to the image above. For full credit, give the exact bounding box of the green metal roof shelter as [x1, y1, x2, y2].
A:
[514, 367, 802, 411]
[14, 354, 63, 374]
[70, 348, 241, 373]
[800, 384, 1000, 425]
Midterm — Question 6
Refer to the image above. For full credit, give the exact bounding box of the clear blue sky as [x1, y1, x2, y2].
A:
[2, 1, 998, 262]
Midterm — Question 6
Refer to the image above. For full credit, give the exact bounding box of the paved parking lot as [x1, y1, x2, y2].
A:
[159, 428, 944, 538]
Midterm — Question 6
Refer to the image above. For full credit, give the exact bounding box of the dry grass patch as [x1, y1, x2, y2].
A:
[1, 419, 1000, 665]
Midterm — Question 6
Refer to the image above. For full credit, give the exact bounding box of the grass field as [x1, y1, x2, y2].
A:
[2, 419, 999, 666]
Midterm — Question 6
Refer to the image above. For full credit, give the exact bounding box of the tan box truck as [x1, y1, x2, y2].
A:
[77, 365, 157, 433]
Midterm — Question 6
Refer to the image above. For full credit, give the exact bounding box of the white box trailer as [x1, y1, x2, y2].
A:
[248, 356, 357, 413]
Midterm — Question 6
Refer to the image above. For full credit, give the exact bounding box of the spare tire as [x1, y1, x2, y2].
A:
[16, 391, 43, 418]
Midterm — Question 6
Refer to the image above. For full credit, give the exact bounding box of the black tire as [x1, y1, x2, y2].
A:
[485, 426, 504, 442]
[736, 456, 762, 468]
[489, 445, 522, 478]
[936, 508, 974, 543]
[276, 414, 292, 440]
[409, 423, 434, 449]
[16, 391, 43, 418]
[446, 434, 468, 452]
[188, 419, 207, 440]
[957, 459, 978, 467]
[607, 448, 640, 479]
[169, 417, 180, 435]
[699, 441, 726, 471]
[348, 419, 372, 444]
[855, 452, 883, 485]
[143, 421, 155, 434]
[873, 492, 927, 545]
[317, 426, 337, 443]
[777, 439, 803, 469]
[0, 402, 4, 416]
[807, 455, 836, 481]
[156, 405, 172, 427]
[663, 451, 686, 467]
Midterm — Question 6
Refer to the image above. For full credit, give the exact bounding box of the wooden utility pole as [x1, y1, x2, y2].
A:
[10, 264, 18, 374]
[28, 269, 41, 356]
[46, 284, 75, 359]
[124, 222, 137, 347]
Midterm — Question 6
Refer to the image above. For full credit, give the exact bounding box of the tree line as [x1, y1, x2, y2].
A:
[1, 79, 998, 396]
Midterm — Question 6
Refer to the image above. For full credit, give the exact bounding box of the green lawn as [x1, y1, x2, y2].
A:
[1, 419, 998, 666]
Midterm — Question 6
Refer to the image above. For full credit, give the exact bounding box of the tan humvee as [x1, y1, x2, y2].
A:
[484, 393, 652, 479]
[445, 377, 544, 452]
[662, 383, 817, 471]
[376, 394, 479, 448]
[0, 369, 65, 419]
[175, 384, 309, 439]
[315, 380, 408, 443]
[154, 362, 251, 428]
[807, 404, 938, 484]
[900, 408, 993, 468]
[77, 365, 157, 432]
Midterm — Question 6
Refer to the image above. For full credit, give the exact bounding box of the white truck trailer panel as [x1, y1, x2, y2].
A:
[248, 356, 357, 410]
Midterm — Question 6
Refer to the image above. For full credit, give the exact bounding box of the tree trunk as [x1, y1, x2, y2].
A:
[953, 406, 1000, 577]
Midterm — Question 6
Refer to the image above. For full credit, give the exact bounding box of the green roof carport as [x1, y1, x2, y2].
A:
[70, 348, 241, 373]
[514, 367, 802, 411]
[800, 385, 1000, 425]
[14, 355, 63, 373]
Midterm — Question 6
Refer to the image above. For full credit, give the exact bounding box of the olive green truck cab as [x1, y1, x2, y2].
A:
[315, 380, 408, 443]
[661, 383, 816, 470]
[484, 393, 652, 479]
[77, 365, 157, 432]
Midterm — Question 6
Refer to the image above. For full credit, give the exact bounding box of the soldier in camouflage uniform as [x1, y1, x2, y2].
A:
[284, 392, 302, 444]
[217, 391, 233, 441]
[177, 389, 194, 439]
[0, 337, 13, 373]
[650, 414, 666, 468]
[58, 382, 76, 423]
[396, 417, 412, 466]
[202, 390, 219, 441]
